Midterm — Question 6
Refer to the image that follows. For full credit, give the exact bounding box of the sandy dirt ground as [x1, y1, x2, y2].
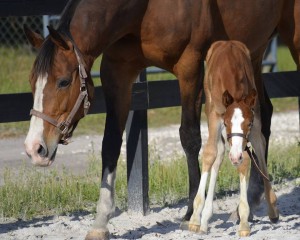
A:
[0, 111, 299, 239]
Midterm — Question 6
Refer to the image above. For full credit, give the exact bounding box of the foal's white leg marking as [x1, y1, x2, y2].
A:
[229, 108, 244, 162]
[238, 171, 250, 236]
[189, 171, 209, 227]
[200, 136, 225, 233]
[93, 168, 116, 230]
[25, 74, 47, 148]
[190, 120, 224, 232]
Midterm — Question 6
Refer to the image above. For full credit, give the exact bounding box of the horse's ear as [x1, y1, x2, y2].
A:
[47, 25, 72, 51]
[23, 25, 44, 49]
[222, 90, 234, 108]
[244, 89, 257, 108]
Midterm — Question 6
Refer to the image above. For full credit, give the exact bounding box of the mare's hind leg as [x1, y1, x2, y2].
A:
[175, 51, 204, 226]
[86, 54, 141, 240]
[249, 115, 279, 223]
[247, 48, 272, 217]
[278, 0, 300, 69]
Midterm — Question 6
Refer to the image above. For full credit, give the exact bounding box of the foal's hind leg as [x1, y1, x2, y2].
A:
[174, 52, 204, 226]
[86, 54, 141, 240]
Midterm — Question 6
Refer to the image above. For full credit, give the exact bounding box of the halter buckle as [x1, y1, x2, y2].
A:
[58, 122, 69, 135]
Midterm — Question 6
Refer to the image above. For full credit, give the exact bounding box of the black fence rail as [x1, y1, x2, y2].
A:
[1, 71, 300, 123]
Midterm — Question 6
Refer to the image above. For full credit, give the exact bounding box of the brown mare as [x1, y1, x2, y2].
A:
[188, 41, 279, 236]
[23, 0, 300, 239]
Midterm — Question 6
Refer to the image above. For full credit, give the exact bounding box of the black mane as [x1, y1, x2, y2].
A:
[32, 0, 82, 78]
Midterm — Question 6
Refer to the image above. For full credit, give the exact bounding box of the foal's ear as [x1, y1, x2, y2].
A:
[222, 90, 234, 108]
[47, 26, 73, 51]
[244, 89, 257, 108]
[23, 25, 44, 49]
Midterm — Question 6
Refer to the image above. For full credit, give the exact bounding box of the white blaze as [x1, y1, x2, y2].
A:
[24, 74, 47, 147]
[230, 108, 244, 158]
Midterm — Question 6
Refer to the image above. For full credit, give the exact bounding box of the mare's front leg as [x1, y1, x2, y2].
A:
[189, 112, 223, 233]
[174, 50, 204, 225]
[237, 152, 251, 237]
[86, 54, 140, 240]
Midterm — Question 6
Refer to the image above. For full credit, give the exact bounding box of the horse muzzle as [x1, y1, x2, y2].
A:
[24, 139, 57, 167]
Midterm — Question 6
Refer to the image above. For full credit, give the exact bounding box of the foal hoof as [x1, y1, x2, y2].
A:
[85, 229, 109, 240]
[238, 230, 250, 237]
[188, 224, 206, 234]
[188, 224, 200, 233]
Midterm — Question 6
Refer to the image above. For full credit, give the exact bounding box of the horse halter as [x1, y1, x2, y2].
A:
[226, 132, 248, 142]
[30, 47, 90, 145]
[226, 124, 270, 181]
[226, 117, 254, 143]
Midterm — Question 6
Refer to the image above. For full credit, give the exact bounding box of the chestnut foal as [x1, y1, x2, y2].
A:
[189, 41, 279, 236]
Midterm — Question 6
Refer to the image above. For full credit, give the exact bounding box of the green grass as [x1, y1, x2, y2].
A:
[0, 142, 298, 219]
[277, 45, 297, 71]
[0, 46, 34, 94]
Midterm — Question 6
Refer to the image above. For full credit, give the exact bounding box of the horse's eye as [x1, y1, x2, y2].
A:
[57, 79, 71, 89]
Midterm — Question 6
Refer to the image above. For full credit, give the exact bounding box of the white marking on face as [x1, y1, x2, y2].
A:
[25, 74, 48, 148]
[229, 108, 244, 161]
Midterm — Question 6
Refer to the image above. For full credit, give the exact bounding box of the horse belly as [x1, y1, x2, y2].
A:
[140, 0, 194, 69]
[216, 0, 284, 51]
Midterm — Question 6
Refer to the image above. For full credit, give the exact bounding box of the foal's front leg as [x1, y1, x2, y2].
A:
[237, 152, 251, 237]
[200, 133, 225, 233]
[189, 112, 223, 233]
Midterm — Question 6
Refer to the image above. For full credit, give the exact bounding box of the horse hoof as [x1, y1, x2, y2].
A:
[269, 208, 279, 223]
[85, 229, 109, 240]
[179, 220, 189, 231]
[189, 224, 207, 234]
[238, 230, 250, 237]
[270, 216, 279, 223]
[188, 224, 200, 232]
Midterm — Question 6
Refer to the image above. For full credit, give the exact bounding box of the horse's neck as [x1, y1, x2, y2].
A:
[69, 0, 147, 63]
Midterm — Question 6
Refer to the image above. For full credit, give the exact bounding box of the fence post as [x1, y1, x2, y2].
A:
[126, 70, 149, 215]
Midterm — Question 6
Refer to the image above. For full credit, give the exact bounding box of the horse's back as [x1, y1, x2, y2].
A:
[204, 41, 255, 113]
[140, 0, 285, 70]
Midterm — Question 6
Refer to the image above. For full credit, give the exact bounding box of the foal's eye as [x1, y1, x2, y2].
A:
[57, 79, 71, 89]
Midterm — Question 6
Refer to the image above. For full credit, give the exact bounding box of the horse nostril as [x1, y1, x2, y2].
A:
[37, 144, 48, 158]
[239, 154, 243, 161]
